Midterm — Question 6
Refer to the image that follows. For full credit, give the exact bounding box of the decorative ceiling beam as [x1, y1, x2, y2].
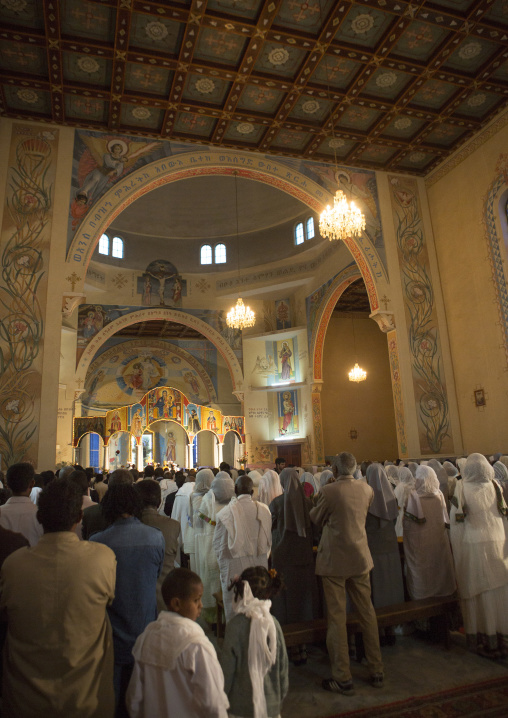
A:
[43, 0, 64, 125]
[108, 3, 132, 131]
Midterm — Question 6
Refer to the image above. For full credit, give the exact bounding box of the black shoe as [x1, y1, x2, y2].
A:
[322, 678, 355, 696]
[371, 673, 384, 688]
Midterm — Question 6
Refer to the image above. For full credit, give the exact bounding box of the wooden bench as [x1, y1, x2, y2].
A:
[283, 596, 459, 653]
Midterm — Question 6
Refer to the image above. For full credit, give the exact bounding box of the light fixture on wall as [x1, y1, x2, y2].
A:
[226, 171, 256, 330]
[348, 315, 367, 383]
[318, 56, 366, 242]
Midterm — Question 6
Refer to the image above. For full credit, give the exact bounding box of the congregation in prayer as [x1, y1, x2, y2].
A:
[2, 0, 508, 713]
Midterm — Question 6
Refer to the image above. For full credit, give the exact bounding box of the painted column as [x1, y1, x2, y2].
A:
[311, 382, 325, 464]
[103, 444, 108, 472]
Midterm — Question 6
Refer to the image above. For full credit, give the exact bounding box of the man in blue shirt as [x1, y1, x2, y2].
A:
[91, 483, 165, 717]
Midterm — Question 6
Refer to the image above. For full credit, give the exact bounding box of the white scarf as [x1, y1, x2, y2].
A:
[233, 582, 277, 718]
[220, 495, 271, 558]
[405, 467, 449, 525]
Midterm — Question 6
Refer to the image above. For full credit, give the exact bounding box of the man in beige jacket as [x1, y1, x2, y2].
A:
[310, 452, 384, 695]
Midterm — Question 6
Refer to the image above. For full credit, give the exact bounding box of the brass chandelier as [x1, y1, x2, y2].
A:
[226, 172, 255, 330]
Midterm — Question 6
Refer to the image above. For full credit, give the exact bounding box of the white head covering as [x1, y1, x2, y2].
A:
[385, 464, 400, 487]
[248, 470, 262, 487]
[408, 462, 418, 477]
[398, 466, 414, 485]
[258, 470, 283, 507]
[294, 467, 304, 479]
[232, 581, 277, 718]
[452, 453, 508, 523]
[193, 468, 214, 496]
[366, 464, 398, 521]
[443, 461, 458, 477]
[300, 471, 319, 495]
[456, 457, 467, 476]
[279, 467, 309, 538]
[319, 469, 334, 488]
[427, 459, 449, 497]
[406, 465, 449, 524]
[493, 461, 508, 483]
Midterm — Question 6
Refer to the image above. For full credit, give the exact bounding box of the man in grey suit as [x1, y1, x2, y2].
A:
[310, 452, 383, 695]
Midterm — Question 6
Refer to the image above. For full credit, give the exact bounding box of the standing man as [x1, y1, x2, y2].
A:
[1, 478, 117, 717]
[310, 452, 384, 695]
[213, 475, 272, 622]
[0, 463, 43, 546]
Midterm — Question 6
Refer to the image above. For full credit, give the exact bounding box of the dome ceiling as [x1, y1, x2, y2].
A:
[109, 176, 307, 239]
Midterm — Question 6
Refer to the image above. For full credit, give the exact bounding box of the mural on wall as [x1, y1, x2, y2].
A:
[389, 176, 453, 455]
[82, 339, 217, 408]
[73, 385, 245, 445]
[277, 340, 295, 382]
[250, 337, 300, 385]
[387, 330, 408, 458]
[0, 125, 59, 466]
[137, 259, 186, 307]
[275, 299, 291, 329]
[277, 390, 298, 436]
[68, 130, 168, 242]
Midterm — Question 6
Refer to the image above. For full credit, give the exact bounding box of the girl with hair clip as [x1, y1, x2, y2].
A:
[220, 567, 289, 718]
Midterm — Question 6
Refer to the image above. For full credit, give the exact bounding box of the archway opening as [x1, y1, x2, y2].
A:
[194, 430, 219, 468]
[149, 420, 188, 467]
[76, 432, 104, 471]
[223, 430, 241, 468]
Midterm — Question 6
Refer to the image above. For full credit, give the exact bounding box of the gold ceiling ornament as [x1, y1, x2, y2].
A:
[319, 190, 366, 241]
[348, 362, 367, 383]
[226, 171, 256, 330]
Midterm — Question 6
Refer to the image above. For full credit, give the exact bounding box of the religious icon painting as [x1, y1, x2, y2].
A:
[205, 408, 222, 434]
[106, 406, 128, 438]
[129, 403, 146, 440]
[185, 403, 202, 433]
[275, 299, 291, 330]
[276, 338, 295, 381]
[224, 416, 244, 437]
[277, 390, 298, 436]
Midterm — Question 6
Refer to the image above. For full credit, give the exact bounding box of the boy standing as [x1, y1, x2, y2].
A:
[126, 568, 229, 718]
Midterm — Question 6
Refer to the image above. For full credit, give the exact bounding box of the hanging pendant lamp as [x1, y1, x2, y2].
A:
[226, 172, 256, 330]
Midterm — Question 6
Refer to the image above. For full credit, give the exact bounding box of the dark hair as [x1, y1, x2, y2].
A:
[130, 468, 140, 482]
[275, 457, 285, 465]
[175, 471, 185, 489]
[37, 478, 83, 533]
[238, 469, 246, 477]
[108, 469, 133, 487]
[6, 462, 35, 494]
[154, 467, 164, 479]
[135, 479, 161, 509]
[101, 484, 143, 524]
[219, 462, 230, 474]
[40, 470, 55, 486]
[73, 464, 85, 472]
[162, 568, 202, 606]
[212, 467, 219, 476]
[0, 487, 12, 506]
[85, 467, 95, 481]
[68, 469, 89, 496]
[235, 475, 253, 495]
[229, 566, 283, 602]
[144, 465, 155, 478]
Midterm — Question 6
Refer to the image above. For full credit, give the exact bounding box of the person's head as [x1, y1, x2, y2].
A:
[108, 468, 133, 488]
[129, 468, 140, 482]
[237, 469, 246, 477]
[229, 566, 283, 602]
[211, 472, 235, 503]
[37, 478, 83, 533]
[275, 457, 286, 473]
[101, 483, 143, 524]
[144, 465, 155, 478]
[58, 465, 74, 480]
[6, 462, 35, 495]
[332, 452, 356, 478]
[235, 475, 253, 496]
[175, 471, 185, 489]
[68, 469, 89, 496]
[219, 461, 231, 475]
[40, 470, 55, 486]
[135, 479, 161, 509]
[154, 466, 164, 479]
[161, 568, 203, 621]
[85, 467, 95, 481]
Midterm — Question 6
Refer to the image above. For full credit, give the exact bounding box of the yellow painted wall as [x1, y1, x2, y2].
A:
[426, 116, 508, 453]
[321, 315, 398, 460]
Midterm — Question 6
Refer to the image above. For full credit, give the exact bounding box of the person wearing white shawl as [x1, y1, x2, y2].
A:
[258, 470, 283, 507]
[443, 461, 459, 500]
[171, 479, 195, 561]
[456, 457, 467, 476]
[385, 464, 400, 488]
[403, 465, 456, 601]
[427, 459, 451, 507]
[213, 475, 272, 623]
[450, 453, 508, 658]
[408, 462, 418, 477]
[493, 460, 508, 504]
[126, 568, 229, 718]
[394, 467, 415, 537]
[220, 568, 288, 718]
[319, 469, 334, 488]
[300, 471, 320, 497]
[248, 470, 262, 500]
[158, 474, 178, 516]
[365, 464, 404, 611]
[194, 472, 235, 623]
[184, 469, 214, 571]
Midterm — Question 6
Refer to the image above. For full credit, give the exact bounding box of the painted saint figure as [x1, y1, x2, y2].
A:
[131, 409, 143, 438]
[206, 411, 217, 432]
[142, 276, 152, 306]
[165, 432, 176, 463]
[279, 341, 292, 381]
[109, 411, 122, 434]
[280, 391, 294, 435]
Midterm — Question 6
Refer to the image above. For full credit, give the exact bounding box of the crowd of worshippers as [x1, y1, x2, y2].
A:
[1, 450, 508, 717]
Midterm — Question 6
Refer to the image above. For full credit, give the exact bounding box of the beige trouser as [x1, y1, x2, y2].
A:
[322, 572, 384, 683]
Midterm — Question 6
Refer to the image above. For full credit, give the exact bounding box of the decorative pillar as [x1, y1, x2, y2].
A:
[103, 444, 108, 472]
[311, 382, 325, 464]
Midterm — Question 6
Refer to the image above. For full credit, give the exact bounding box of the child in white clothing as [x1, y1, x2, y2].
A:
[126, 568, 229, 718]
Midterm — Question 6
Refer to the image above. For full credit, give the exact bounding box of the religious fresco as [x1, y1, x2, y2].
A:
[387, 330, 409, 459]
[137, 259, 186, 307]
[277, 390, 298, 436]
[276, 339, 295, 382]
[0, 125, 59, 466]
[275, 299, 291, 330]
[250, 337, 300, 386]
[389, 176, 453, 455]
[72, 386, 245, 445]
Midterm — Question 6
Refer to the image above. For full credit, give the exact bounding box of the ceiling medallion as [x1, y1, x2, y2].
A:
[329, 138, 345, 149]
[226, 297, 256, 330]
[394, 116, 412, 130]
[376, 71, 397, 88]
[349, 363, 367, 383]
[145, 21, 168, 42]
[302, 99, 320, 114]
[458, 41, 482, 61]
[351, 14, 375, 34]
[195, 78, 216, 94]
[467, 93, 486, 107]
[268, 47, 290, 66]
[409, 151, 426, 163]
[16, 88, 39, 104]
[77, 57, 100, 74]
[319, 190, 366, 241]
[131, 106, 152, 120]
[236, 122, 255, 134]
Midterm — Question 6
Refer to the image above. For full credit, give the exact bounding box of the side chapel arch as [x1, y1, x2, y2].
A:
[67, 150, 382, 313]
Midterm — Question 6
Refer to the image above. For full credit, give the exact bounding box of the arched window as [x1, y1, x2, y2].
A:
[215, 243, 226, 264]
[295, 222, 304, 245]
[200, 244, 212, 264]
[112, 236, 124, 259]
[98, 233, 109, 255]
[306, 216, 315, 240]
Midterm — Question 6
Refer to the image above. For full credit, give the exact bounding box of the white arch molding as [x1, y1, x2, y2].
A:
[76, 307, 244, 393]
[67, 149, 383, 312]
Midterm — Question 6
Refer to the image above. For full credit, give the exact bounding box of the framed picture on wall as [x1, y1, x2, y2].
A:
[474, 389, 486, 407]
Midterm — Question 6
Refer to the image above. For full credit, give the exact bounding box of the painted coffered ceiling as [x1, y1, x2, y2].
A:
[1, 0, 507, 175]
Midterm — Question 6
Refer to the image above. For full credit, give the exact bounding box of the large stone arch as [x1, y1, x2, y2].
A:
[75, 307, 244, 393]
[67, 149, 382, 312]
[484, 173, 508, 366]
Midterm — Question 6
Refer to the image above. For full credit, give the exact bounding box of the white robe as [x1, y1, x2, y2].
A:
[171, 482, 195, 552]
[213, 495, 272, 622]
